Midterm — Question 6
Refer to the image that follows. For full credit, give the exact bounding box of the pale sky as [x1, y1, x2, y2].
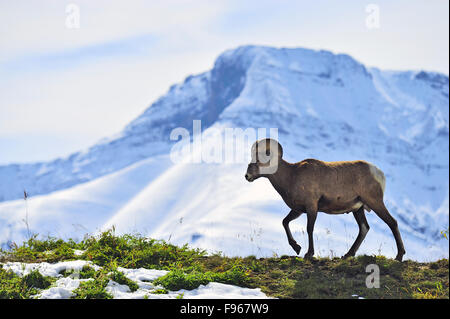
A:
[0, 0, 448, 164]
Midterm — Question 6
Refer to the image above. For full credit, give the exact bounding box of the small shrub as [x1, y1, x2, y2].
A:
[0, 268, 53, 299]
[23, 270, 52, 289]
[154, 266, 250, 291]
[72, 279, 112, 299]
[81, 229, 207, 269]
[110, 270, 139, 292]
[60, 265, 97, 279]
[71, 269, 112, 299]
[154, 269, 208, 291]
[152, 288, 168, 294]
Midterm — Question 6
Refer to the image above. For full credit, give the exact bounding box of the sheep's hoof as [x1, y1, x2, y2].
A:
[290, 243, 301, 255]
[395, 254, 404, 262]
[342, 252, 355, 259]
[304, 252, 314, 259]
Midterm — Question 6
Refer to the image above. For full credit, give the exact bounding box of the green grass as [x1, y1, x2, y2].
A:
[0, 267, 54, 299]
[60, 265, 98, 279]
[153, 265, 250, 291]
[71, 273, 112, 299]
[0, 235, 81, 263]
[110, 269, 139, 292]
[59, 266, 141, 298]
[0, 229, 448, 299]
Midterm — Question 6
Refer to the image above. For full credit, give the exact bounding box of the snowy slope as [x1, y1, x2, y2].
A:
[0, 58, 243, 202]
[0, 45, 448, 261]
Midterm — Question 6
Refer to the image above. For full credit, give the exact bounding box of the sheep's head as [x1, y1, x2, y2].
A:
[245, 138, 283, 182]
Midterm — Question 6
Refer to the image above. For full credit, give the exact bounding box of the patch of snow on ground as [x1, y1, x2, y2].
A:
[1, 261, 271, 299]
[179, 282, 270, 299]
[73, 250, 85, 256]
[106, 267, 271, 299]
[105, 280, 270, 299]
[105, 280, 180, 299]
[117, 267, 168, 289]
[2, 260, 99, 277]
[37, 277, 94, 299]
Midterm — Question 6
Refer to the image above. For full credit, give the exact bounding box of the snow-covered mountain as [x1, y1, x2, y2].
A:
[0, 45, 448, 261]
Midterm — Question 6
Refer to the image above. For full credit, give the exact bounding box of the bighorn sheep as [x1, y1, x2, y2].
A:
[245, 139, 406, 261]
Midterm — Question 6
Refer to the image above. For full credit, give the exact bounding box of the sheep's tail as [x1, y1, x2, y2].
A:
[369, 164, 386, 193]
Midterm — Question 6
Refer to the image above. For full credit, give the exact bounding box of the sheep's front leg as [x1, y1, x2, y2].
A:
[282, 210, 302, 255]
[304, 210, 318, 259]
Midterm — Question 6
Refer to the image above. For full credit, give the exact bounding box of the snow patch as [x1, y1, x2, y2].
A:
[2, 260, 99, 277]
[1, 261, 271, 299]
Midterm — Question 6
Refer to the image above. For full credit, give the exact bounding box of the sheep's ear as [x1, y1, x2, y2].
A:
[264, 139, 274, 157]
[250, 142, 258, 162]
[278, 143, 283, 158]
[268, 139, 283, 159]
[266, 139, 282, 160]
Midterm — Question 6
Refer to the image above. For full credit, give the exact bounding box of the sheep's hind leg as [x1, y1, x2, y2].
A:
[343, 206, 370, 259]
[282, 210, 303, 255]
[362, 196, 406, 261]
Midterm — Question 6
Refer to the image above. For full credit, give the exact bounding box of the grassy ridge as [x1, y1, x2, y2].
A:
[0, 229, 448, 299]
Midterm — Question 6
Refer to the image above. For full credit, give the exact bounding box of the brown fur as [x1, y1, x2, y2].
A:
[245, 139, 406, 261]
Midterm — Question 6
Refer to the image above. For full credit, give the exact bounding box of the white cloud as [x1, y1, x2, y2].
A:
[0, 1, 228, 60]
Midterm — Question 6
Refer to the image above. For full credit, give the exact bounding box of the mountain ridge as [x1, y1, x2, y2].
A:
[0, 45, 448, 261]
[1, 45, 448, 202]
